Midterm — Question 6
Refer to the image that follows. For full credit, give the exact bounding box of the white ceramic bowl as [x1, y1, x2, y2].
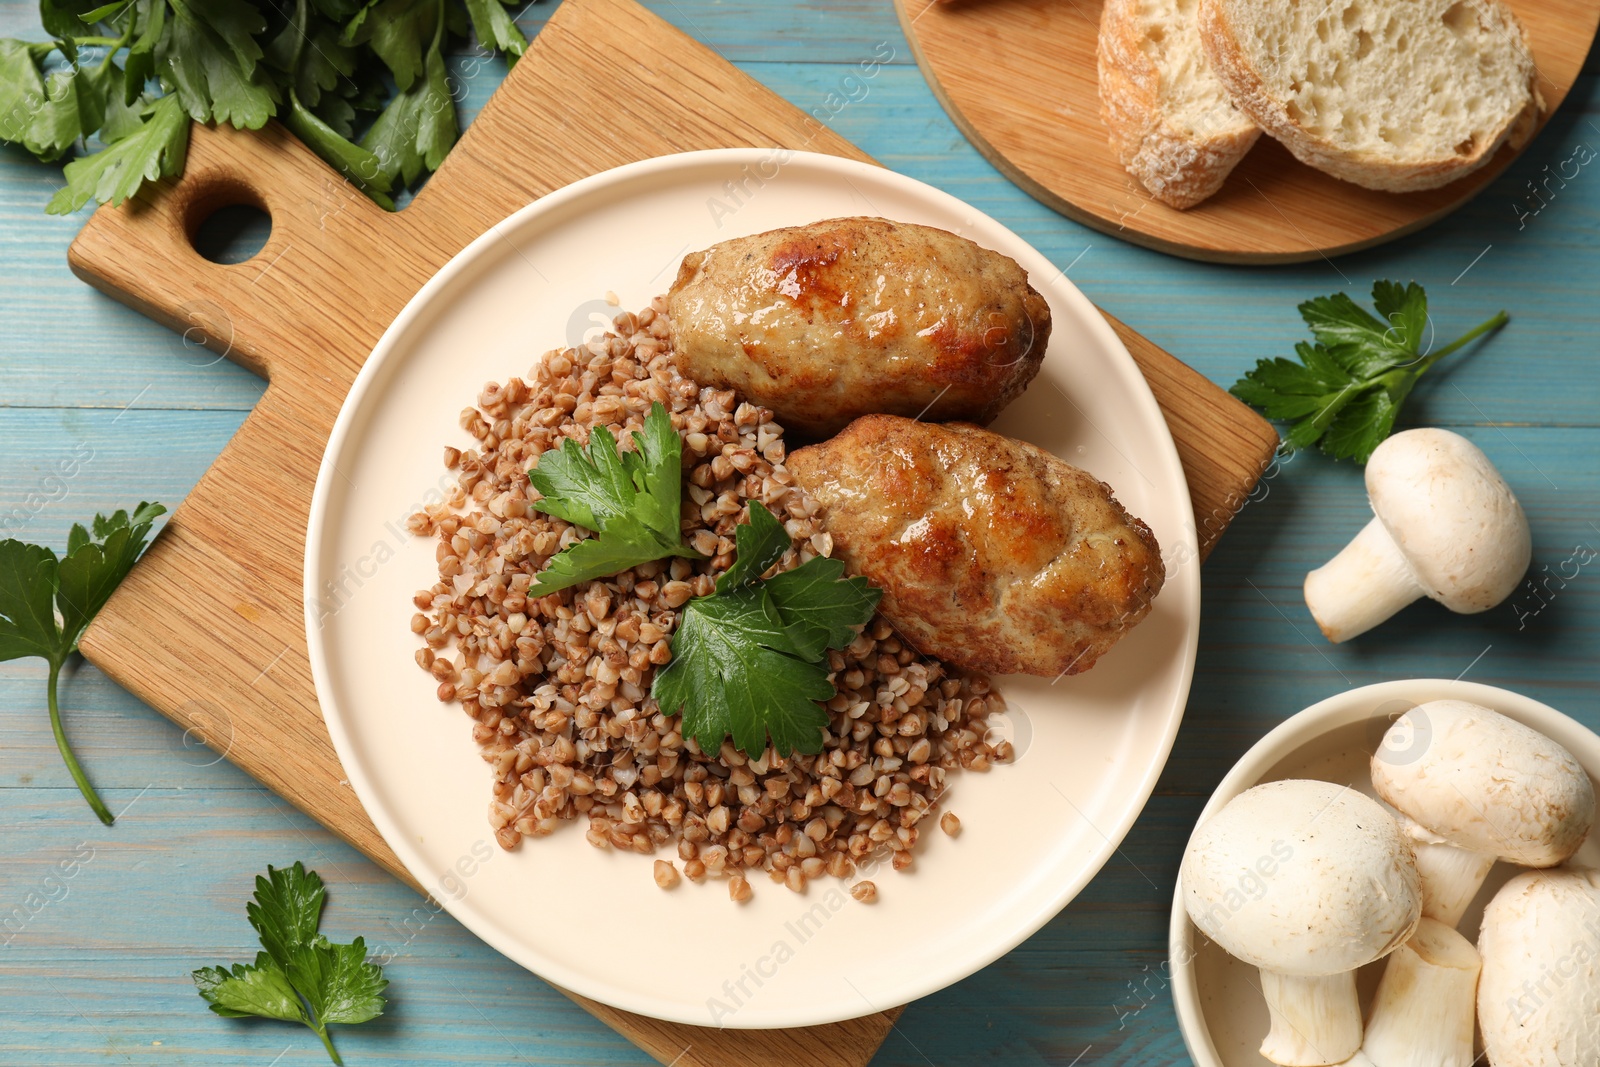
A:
[1169, 679, 1600, 1067]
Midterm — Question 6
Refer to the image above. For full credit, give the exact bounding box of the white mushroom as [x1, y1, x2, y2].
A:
[1399, 822, 1499, 930]
[1372, 700, 1594, 926]
[1182, 779, 1421, 1066]
[1477, 868, 1600, 1067]
[1304, 428, 1530, 643]
[1360, 917, 1481, 1067]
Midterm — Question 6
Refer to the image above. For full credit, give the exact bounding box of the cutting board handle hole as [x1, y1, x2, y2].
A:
[185, 179, 273, 266]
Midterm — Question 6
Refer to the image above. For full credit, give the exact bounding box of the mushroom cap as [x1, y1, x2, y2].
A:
[1372, 700, 1595, 866]
[1478, 868, 1600, 1067]
[1365, 428, 1530, 613]
[1181, 779, 1421, 976]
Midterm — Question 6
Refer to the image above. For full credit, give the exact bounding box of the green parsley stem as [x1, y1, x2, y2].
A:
[288, 0, 310, 77]
[48, 659, 114, 826]
[1277, 380, 1365, 454]
[67, 35, 123, 47]
[95, 16, 138, 75]
[314, 1021, 342, 1065]
[1418, 310, 1509, 374]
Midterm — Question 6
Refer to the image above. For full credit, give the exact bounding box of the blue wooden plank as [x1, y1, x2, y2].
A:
[1165, 425, 1600, 798]
[0, 663, 256, 792]
[0, 789, 646, 1065]
[0, 1, 1597, 1063]
[0, 407, 241, 542]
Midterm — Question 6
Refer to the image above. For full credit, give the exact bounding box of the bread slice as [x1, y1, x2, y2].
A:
[1098, 0, 1262, 209]
[1198, 0, 1541, 192]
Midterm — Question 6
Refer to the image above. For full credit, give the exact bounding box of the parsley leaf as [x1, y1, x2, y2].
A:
[27, 57, 111, 162]
[460, 0, 526, 60]
[289, 936, 387, 1027]
[655, 585, 837, 757]
[123, 0, 165, 107]
[652, 501, 881, 757]
[344, 0, 436, 91]
[0, 502, 164, 823]
[11, 0, 534, 213]
[194, 862, 387, 1065]
[272, 0, 393, 205]
[157, 0, 279, 128]
[247, 861, 327, 964]
[710, 492, 791, 591]
[526, 402, 700, 596]
[358, 27, 456, 188]
[194, 955, 309, 1022]
[765, 556, 881, 661]
[283, 91, 393, 206]
[47, 92, 189, 214]
[1230, 281, 1508, 463]
[0, 38, 107, 162]
[265, 11, 356, 110]
[0, 40, 50, 149]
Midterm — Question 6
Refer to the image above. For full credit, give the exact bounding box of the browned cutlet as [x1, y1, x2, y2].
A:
[667, 217, 1050, 438]
[790, 415, 1165, 677]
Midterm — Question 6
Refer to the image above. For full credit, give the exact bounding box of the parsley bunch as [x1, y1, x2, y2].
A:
[1230, 281, 1507, 463]
[653, 501, 881, 758]
[194, 862, 387, 1065]
[526, 401, 701, 595]
[518, 405, 882, 756]
[0, 502, 164, 824]
[1, 0, 531, 215]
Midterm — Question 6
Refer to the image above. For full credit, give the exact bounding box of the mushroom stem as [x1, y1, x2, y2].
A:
[1259, 969, 1364, 1066]
[1412, 841, 1496, 927]
[1305, 517, 1424, 643]
[1361, 918, 1481, 1067]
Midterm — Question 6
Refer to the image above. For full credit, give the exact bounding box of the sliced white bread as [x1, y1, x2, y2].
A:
[1198, 0, 1541, 192]
[1098, 0, 1262, 209]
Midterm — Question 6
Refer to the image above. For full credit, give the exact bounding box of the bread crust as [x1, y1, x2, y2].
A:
[1197, 0, 1540, 192]
[1097, 0, 1260, 209]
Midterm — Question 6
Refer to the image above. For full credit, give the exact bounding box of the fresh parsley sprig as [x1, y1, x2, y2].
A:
[652, 501, 881, 758]
[525, 401, 701, 596]
[194, 862, 387, 1066]
[2, 0, 532, 215]
[0, 502, 164, 824]
[1230, 281, 1507, 463]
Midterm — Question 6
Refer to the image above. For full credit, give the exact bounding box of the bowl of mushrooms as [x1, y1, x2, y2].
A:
[1169, 678, 1600, 1067]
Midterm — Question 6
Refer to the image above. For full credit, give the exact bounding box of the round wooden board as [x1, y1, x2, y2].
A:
[894, 0, 1600, 263]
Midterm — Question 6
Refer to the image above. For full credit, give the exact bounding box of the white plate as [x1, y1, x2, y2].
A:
[305, 149, 1200, 1028]
[1169, 679, 1600, 1067]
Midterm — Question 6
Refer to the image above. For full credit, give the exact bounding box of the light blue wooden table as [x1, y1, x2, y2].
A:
[2, 2, 1596, 1062]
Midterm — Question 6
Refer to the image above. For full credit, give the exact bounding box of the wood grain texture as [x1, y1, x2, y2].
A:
[894, 0, 1600, 263]
[63, 0, 1264, 1062]
[65, 1, 899, 1063]
[0, 2, 1595, 1060]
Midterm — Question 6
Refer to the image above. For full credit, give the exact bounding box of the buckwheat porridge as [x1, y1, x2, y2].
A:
[407, 298, 1010, 901]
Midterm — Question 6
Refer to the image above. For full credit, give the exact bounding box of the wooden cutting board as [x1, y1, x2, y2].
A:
[67, 0, 1278, 1062]
[895, 0, 1600, 263]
